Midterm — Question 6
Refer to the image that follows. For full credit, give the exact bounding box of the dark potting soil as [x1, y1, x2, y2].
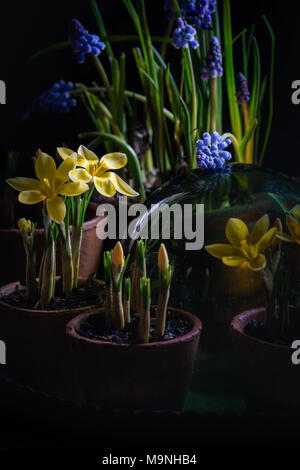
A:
[77, 311, 192, 344]
[245, 314, 300, 346]
[0, 276, 105, 311]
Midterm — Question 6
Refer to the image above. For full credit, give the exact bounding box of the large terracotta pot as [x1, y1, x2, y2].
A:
[230, 307, 300, 411]
[66, 307, 202, 411]
[0, 279, 99, 401]
[0, 202, 105, 286]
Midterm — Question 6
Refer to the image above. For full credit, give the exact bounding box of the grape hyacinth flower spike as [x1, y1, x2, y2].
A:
[201, 36, 223, 79]
[196, 132, 232, 170]
[24, 80, 77, 120]
[172, 18, 199, 49]
[165, 1, 217, 30]
[69, 18, 106, 64]
[236, 72, 250, 104]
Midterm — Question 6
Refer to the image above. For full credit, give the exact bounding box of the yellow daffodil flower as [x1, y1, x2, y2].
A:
[277, 205, 300, 245]
[205, 214, 277, 271]
[6, 151, 89, 223]
[57, 145, 138, 198]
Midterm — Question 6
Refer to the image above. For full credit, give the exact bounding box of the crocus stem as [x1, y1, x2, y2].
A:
[72, 225, 83, 288]
[61, 234, 74, 294]
[138, 302, 150, 343]
[113, 291, 125, 330]
[154, 290, 169, 340]
[124, 299, 131, 324]
[25, 250, 37, 301]
[210, 77, 217, 133]
[38, 239, 56, 309]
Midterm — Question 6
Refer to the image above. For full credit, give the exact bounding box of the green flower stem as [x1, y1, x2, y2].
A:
[154, 290, 169, 341]
[91, 55, 113, 102]
[185, 47, 198, 162]
[73, 86, 174, 122]
[124, 299, 131, 324]
[138, 278, 151, 343]
[210, 77, 217, 133]
[241, 101, 250, 163]
[25, 250, 37, 301]
[138, 301, 150, 343]
[38, 238, 56, 309]
[113, 291, 125, 330]
[72, 225, 83, 288]
[60, 223, 74, 294]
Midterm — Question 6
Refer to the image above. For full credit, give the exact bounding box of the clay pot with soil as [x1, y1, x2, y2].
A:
[67, 306, 202, 410]
[0, 277, 105, 401]
[66, 241, 202, 411]
[230, 306, 300, 411]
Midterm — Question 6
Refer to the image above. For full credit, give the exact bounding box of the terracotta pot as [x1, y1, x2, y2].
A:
[0, 279, 99, 401]
[66, 307, 202, 411]
[0, 202, 106, 286]
[230, 307, 300, 410]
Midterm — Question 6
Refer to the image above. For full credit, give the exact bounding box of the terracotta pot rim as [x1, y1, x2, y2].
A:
[66, 306, 202, 349]
[0, 279, 97, 316]
[230, 307, 297, 351]
[0, 201, 105, 235]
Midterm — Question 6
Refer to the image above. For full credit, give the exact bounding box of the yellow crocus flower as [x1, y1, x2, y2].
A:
[205, 214, 277, 271]
[57, 145, 138, 198]
[277, 206, 300, 245]
[6, 151, 89, 223]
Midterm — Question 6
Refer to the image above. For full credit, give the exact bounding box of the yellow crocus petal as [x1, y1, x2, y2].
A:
[69, 168, 92, 184]
[107, 172, 139, 197]
[225, 218, 249, 246]
[257, 227, 277, 252]
[94, 175, 117, 197]
[286, 215, 300, 244]
[46, 196, 66, 223]
[60, 182, 89, 197]
[19, 190, 46, 205]
[276, 231, 295, 243]
[98, 152, 127, 174]
[205, 243, 244, 259]
[291, 205, 300, 219]
[35, 152, 56, 183]
[222, 256, 245, 268]
[247, 254, 266, 271]
[6, 177, 43, 192]
[250, 214, 269, 243]
[57, 147, 77, 161]
[55, 158, 76, 190]
[77, 145, 99, 163]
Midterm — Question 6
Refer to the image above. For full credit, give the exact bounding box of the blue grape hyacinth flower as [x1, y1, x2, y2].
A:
[201, 36, 223, 79]
[165, 0, 217, 30]
[236, 72, 250, 104]
[196, 132, 232, 170]
[172, 18, 199, 49]
[23, 81, 77, 120]
[69, 18, 105, 64]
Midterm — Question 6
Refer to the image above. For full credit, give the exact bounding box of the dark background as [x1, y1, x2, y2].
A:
[0, 0, 298, 177]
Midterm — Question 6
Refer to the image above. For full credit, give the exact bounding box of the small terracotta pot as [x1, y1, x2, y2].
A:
[230, 307, 300, 410]
[0, 202, 105, 286]
[0, 279, 98, 401]
[66, 307, 202, 411]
